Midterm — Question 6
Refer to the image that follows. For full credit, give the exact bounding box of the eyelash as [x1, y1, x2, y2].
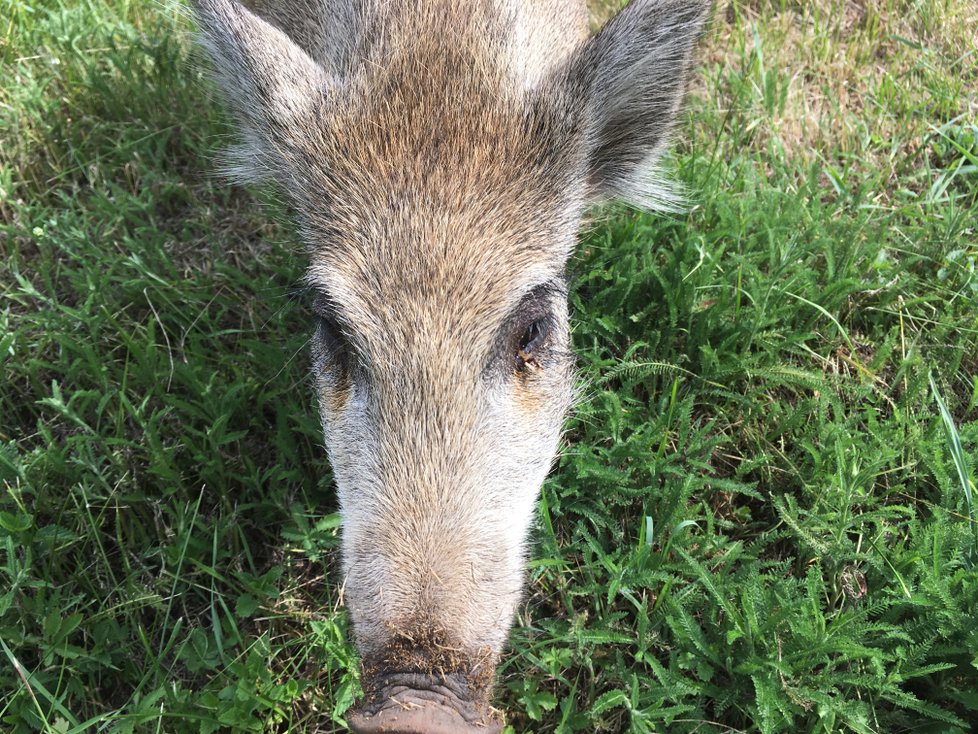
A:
[314, 311, 347, 359]
[316, 312, 336, 337]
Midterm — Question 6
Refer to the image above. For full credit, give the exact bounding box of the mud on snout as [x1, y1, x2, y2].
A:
[347, 627, 503, 734]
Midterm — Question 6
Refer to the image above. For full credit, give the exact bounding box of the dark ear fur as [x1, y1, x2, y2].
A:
[192, 0, 331, 183]
[237, 0, 366, 74]
[569, 0, 711, 209]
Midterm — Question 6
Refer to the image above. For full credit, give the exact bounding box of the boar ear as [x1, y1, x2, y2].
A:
[234, 0, 365, 73]
[192, 0, 332, 183]
[569, 0, 711, 210]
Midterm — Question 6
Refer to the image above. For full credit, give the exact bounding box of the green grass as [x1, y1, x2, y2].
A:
[2, 1, 976, 732]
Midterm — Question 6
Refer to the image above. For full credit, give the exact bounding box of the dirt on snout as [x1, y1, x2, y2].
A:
[347, 682, 504, 734]
[350, 627, 503, 734]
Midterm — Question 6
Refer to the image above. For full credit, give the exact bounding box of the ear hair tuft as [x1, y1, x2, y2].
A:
[566, 0, 712, 210]
[192, 0, 332, 184]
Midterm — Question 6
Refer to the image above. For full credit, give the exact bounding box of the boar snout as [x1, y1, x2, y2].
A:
[348, 670, 503, 734]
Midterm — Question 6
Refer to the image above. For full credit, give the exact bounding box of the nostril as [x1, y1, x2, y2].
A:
[347, 671, 503, 734]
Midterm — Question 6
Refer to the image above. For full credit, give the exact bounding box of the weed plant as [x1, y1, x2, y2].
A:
[1, 1, 976, 732]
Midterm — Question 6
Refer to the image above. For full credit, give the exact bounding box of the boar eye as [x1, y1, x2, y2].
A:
[520, 320, 545, 352]
[316, 314, 344, 353]
[311, 296, 348, 361]
[516, 318, 548, 371]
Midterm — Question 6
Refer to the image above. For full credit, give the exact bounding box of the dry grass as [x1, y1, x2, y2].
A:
[691, 0, 978, 190]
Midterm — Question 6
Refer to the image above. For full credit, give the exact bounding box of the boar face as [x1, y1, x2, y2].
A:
[192, 1, 709, 730]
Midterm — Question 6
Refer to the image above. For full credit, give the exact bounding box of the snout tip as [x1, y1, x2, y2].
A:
[347, 703, 503, 734]
[347, 671, 502, 734]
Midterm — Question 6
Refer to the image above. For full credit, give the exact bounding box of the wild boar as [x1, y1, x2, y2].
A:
[191, 1, 709, 730]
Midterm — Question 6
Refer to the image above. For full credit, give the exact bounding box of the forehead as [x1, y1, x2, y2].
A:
[304, 195, 568, 342]
[295, 18, 583, 334]
[282, 1, 591, 348]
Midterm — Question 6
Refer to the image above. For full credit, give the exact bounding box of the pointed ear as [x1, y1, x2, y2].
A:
[569, 0, 711, 209]
[237, 0, 365, 74]
[192, 0, 331, 183]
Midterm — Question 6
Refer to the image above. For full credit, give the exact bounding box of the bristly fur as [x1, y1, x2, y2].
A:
[191, 0, 710, 724]
[194, 0, 708, 210]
